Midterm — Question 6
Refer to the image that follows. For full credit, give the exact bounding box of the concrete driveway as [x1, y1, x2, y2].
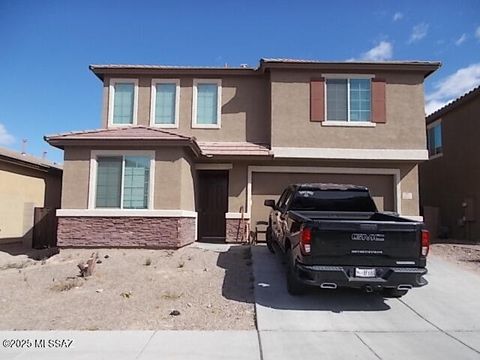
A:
[252, 245, 480, 360]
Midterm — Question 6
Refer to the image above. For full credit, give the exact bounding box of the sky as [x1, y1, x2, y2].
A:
[0, 0, 479, 163]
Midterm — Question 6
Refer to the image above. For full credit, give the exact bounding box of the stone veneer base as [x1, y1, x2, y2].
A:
[57, 216, 196, 248]
[225, 218, 250, 243]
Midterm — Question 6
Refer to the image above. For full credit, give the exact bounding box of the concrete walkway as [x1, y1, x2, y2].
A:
[252, 245, 480, 360]
[0, 330, 261, 360]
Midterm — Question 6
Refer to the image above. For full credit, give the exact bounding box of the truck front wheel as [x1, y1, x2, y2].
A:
[286, 247, 307, 295]
[266, 226, 275, 254]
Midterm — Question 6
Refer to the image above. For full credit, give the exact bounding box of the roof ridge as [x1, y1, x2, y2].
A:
[427, 85, 480, 120]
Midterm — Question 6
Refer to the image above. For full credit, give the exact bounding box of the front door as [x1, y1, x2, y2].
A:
[198, 170, 228, 241]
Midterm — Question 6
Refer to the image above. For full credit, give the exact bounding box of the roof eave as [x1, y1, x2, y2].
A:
[89, 65, 258, 81]
[259, 59, 441, 78]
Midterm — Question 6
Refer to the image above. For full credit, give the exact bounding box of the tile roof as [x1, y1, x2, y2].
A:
[260, 58, 441, 66]
[0, 146, 62, 170]
[197, 142, 272, 157]
[426, 85, 480, 122]
[45, 126, 192, 141]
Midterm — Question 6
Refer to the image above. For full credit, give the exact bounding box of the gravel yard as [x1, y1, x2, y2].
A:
[0, 243, 255, 330]
[430, 241, 480, 275]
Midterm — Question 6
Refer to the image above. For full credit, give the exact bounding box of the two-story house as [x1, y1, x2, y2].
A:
[45, 58, 440, 248]
[420, 86, 480, 241]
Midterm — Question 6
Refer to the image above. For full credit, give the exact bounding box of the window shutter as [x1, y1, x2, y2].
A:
[310, 78, 325, 122]
[372, 78, 386, 123]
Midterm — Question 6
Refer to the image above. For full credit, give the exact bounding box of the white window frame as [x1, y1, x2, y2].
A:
[192, 79, 222, 129]
[108, 78, 139, 127]
[427, 119, 443, 160]
[149, 79, 180, 128]
[323, 74, 375, 126]
[88, 150, 155, 210]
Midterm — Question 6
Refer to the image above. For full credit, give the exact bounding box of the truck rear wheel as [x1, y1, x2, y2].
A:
[266, 226, 275, 254]
[382, 288, 408, 298]
[286, 248, 307, 295]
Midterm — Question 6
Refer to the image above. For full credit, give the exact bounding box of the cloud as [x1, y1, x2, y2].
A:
[408, 23, 429, 43]
[455, 33, 467, 46]
[360, 41, 393, 61]
[475, 26, 480, 41]
[425, 63, 480, 115]
[393, 12, 403, 21]
[0, 123, 15, 146]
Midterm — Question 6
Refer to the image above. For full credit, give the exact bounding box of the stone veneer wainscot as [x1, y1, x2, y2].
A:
[57, 216, 196, 248]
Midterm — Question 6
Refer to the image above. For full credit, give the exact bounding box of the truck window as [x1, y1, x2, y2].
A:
[289, 190, 378, 212]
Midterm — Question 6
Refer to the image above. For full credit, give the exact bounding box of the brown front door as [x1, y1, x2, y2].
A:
[198, 170, 228, 241]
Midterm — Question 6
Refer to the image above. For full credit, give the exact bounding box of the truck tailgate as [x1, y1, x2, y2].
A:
[309, 220, 422, 266]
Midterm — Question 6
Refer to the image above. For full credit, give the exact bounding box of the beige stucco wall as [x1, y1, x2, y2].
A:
[0, 162, 61, 245]
[270, 70, 427, 149]
[102, 75, 269, 144]
[420, 95, 480, 240]
[62, 146, 195, 211]
[62, 147, 90, 209]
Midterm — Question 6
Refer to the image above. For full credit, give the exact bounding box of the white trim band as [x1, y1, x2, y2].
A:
[57, 209, 198, 218]
[225, 212, 251, 219]
[272, 147, 429, 161]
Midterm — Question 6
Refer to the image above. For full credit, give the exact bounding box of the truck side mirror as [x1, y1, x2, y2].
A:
[264, 199, 276, 209]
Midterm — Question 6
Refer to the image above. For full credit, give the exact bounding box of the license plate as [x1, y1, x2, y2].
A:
[355, 268, 376, 278]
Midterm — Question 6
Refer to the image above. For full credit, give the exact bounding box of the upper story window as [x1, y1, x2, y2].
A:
[326, 77, 372, 122]
[93, 151, 154, 209]
[150, 79, 180, 128]
[192, 79, 222, 128]
[427, 121, 442, 158]
[109, 79, 138, 126]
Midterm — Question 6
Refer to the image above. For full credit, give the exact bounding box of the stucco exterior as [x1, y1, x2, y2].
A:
[61, 146, 196, 211]
[102, 75, 270, 144]
[270, 70, 427, 149]
[420, 88, 480, 240]
[0, 152, 62, 246]
[48, 58, 439, 247]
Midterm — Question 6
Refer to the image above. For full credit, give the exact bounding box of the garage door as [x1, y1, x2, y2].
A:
[251, 172, 395, 226]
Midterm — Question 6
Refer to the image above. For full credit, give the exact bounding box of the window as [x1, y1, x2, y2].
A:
[94, 153, 153, 209]
[109, 79, 138, 126]
[150, 79, 180, 128]
[326, 77, 372, 122]
[427, 122, 442, 157]
[192, 79, 222, 128]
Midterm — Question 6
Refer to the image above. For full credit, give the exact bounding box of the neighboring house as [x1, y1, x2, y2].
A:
[45, 58, 440, 248]
[0, 147, 62, 247]
[420, 86, 480, 241]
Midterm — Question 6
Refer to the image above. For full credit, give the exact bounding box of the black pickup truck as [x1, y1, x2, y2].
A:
[264, 183, 429, 297]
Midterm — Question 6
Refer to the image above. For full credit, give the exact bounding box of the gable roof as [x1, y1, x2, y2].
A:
[45, 127, 273, 158]
[45, 126, 192, 141]
[45, 126, 202, 155]
[426, 85, 480, 123]
[0, 146, 62, 171]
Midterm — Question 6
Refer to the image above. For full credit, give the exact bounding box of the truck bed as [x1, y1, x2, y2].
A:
[289, 210, 425, 268]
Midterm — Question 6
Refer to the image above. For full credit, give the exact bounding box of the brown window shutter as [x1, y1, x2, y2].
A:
[372, 78, 386, 123]
[310, 78, 325, 122]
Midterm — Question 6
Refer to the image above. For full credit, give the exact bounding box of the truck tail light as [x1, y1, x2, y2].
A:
[421, 230, 430, 257]
[301, 227, 312, 255]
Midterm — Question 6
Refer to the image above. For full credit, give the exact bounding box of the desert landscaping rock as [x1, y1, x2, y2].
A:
[0, 244, 254, 330]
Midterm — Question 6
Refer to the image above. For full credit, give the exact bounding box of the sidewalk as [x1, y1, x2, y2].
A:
[0, 330, 261, 360]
